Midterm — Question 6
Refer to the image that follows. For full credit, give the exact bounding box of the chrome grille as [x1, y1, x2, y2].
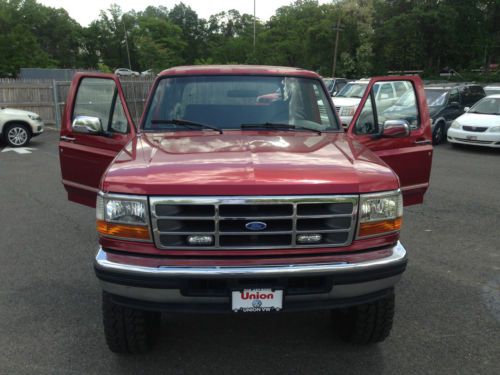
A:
[463, 126, 487, 132]
[150, 196, 358, 250]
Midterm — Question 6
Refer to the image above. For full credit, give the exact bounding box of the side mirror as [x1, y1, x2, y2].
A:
[380, 93, 390, 100]
[450, 101, 460, 109]
[382, 120, 410, 138]
[72, 115, 103, 134]
[464, 106, 470, 112]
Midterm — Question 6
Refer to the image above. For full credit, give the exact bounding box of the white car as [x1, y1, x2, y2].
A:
[0, 108, 44, 147]
[333, 80, 412, 128]
[447, 95, 500, 148]
[114, 68, 140, 77]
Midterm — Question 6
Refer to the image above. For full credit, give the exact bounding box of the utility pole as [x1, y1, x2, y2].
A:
[332, 16, 344, 77]
[253, 0, 256, 54]
[122, 19, 132, 70]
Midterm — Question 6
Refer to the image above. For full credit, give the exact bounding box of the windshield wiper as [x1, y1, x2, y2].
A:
[240, 122, 322, 135]
[150, 118, 223, 134]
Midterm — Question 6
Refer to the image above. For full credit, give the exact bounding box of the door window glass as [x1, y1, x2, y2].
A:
[355, 80, 419, 135]
[73, 78, 129, 134]
[378, 83, 395, 100]
[73, 78, 116, 131]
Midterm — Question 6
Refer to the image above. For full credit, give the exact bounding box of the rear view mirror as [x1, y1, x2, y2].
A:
[464, 106, 470, 112]
[382, 120, 410, 138]
[72, 116, 103, 134]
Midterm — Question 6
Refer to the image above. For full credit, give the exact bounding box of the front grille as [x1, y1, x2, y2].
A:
[463, 126, 487, 132]
[150, 196, 358, 250]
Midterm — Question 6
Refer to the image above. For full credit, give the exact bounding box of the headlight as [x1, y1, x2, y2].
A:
[488, 126, 500, 133]
[357, 190, 403, 238]
[340, 106, 356, 116]
[96, 194, 151, 241]
[451, 120, 461, 129]
[28, 114, 41, 121]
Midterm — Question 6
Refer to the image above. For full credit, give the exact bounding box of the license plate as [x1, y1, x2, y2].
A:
[466, 135, 477, 140]
[232, 289, 283, 312]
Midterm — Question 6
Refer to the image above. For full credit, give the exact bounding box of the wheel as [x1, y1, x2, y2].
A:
[5, 123, 31, 147]
[432, 122, 445, 145]
[102, 292, 161, 354]
[333, 292, 395, 344]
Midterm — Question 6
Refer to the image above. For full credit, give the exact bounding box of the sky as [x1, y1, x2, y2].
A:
[38, 0, 331, 26]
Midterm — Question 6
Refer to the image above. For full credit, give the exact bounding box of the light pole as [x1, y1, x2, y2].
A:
[122, 19, 132, 70]
[332, 16, 344, 77]
[253, 0, 256, 54]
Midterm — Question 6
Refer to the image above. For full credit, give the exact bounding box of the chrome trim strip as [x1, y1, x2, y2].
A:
[62, 179, 100, 193]
[95, 241, 406, 278]
[400, 183, 429, 192]
[149, 195, 359, 250]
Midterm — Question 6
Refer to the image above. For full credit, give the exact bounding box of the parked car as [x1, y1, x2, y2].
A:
[141, 69, 154, 76]
[447, 94, 500, 148]
[60, 67, 432, 354]
[334, 79, 412, 128]
[323, 77, 348, 96]
[114, 68, 140, 77]
[484, 84, 500, 96]
[0, 107, 44, 147]
[424, 83, 486, 144]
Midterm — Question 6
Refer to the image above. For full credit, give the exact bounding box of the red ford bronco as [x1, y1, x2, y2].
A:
[59, 65, 432, 353]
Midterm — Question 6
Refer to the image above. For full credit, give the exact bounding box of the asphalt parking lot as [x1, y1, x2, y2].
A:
[1, 128, 499, 374]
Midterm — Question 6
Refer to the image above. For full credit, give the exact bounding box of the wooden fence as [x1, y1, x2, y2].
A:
[0, 77, 155, 126]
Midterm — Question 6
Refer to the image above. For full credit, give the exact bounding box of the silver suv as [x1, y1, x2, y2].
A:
[0, 108, 44, 147]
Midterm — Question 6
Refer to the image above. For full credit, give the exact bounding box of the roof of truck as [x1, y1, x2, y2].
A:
[159, 65, 320, 78]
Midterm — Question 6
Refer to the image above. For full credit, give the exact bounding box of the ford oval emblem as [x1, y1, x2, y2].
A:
[245, 221, 267, 231]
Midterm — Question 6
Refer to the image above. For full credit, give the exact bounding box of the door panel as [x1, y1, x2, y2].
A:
[347, 76, 433, 206]
[59, 73, 136, 207]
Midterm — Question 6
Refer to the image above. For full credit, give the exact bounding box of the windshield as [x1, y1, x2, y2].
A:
[425, 89, 447, 106]
[336, 82, 368, 98]
[143, 75, 339, 131]
[469, 97, 500, 115]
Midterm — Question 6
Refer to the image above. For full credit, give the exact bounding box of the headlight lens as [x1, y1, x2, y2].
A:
[96, 194, 151, 241]
[358, 190, 403, 238]
[340, 106, 356, 116]
[488, 125, 500, 133]
[28, 114, 41, 121]
[451, 120, 461, 129]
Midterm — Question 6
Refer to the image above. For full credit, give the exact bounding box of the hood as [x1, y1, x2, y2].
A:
[331, 97, 362, 108]
[102, 131, 399, 196]
[456, 112, 500, 127]
[0, 108, 38, 117]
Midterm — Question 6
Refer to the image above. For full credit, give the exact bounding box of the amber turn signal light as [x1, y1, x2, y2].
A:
[96, 220, 151, 241]
[358, 217, 402, 238]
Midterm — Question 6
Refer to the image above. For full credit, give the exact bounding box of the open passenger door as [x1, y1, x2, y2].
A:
[59, 73, 137, 207]
[345, 76, 433, 205]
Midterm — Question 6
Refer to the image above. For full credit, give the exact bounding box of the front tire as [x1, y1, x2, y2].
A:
[334, 292, 395, 344]
[432, 122, 445, 145]
[5, 123, 31, 147]
[102, 292, 161, 354]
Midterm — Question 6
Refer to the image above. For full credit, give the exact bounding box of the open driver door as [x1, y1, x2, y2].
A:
[345, 76, 433, 206]
[59, 73, 137, 207]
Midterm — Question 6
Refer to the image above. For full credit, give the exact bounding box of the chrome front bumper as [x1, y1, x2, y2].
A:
[94, 242, 407, 310]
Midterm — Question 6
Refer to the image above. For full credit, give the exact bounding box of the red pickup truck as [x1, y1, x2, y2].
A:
[59, 65, 432, 353]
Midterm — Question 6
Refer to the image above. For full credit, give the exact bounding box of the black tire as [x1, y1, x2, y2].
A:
[5, 123, 31, 147]
[334, 292, 395, 344]
[102, 292, 161, 354]
[432, 122, 445, 145]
